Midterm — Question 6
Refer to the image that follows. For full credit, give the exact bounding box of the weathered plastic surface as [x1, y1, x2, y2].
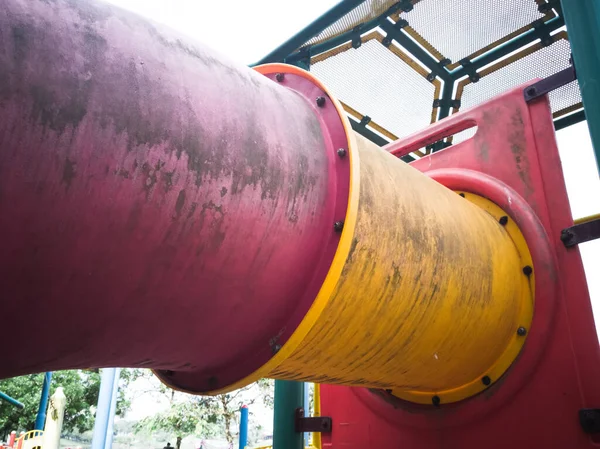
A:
[0, 0, 347, 391]
[319, 85, 600, 448]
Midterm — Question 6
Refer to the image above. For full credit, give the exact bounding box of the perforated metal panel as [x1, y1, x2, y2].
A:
[459, 37, 580, 117]
[400, 0, 546, 65]
[277, 0, 583, 150]
[304, 0, 399, 47]
[311, 35, 436, 139]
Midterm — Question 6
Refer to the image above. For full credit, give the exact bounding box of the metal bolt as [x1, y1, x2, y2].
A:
[333, 221, 344, 232]
[272, 344, 282, 354]
[560, 230, 573, 243]
[522, 265, 533, 276]
[316, 96, 326, 107]
[526, 87, 537, 97]
[382, 37, 392, 47]
[275, 73, 284, 82]
[337, 148, 347, 158]
[432, 395, 441, 407]
[517, 326, 527, 336]
[459, 193, 465, 198]
[499, 216, 508, 226]
[426, 73, 435, 82]
[481, 375, 491, 386]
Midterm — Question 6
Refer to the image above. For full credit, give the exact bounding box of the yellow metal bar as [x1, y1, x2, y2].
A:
[574, 213, 600, 225]
[312, 384, 321, 449]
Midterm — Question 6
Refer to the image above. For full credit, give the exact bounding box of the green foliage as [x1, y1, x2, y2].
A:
[0, 369, 144, 437]
[134, 379, 274, 444]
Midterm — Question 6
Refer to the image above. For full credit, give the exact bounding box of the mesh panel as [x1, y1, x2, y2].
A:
[304, 0, 399, 47]
[402, 0, 545, 64]
[311, 38, 436, 139]
[459, 39, 580, 116]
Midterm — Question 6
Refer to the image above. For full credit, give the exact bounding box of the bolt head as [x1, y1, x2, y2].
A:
[481, 375, 491, 386]
[333, 221, 344, 232]
[275, 73, 284, 82]
[522, 265, 533, 276]
[560, 230, 573, 242]
[431, 395, 441, 406]
[337, 148, 347, 158]
[517, 326, 527, 336]
[316, 96, 326, 107]
[499, 215, 508, 226]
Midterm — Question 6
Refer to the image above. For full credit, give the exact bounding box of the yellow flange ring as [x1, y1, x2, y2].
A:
[390, 191, 534, 404]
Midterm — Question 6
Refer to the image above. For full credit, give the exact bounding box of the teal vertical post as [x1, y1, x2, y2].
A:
[34, 372, 52, 429]
[238, 405, 248, 449]
[561, 0, 600, 176]
[273, 380, 304, 449]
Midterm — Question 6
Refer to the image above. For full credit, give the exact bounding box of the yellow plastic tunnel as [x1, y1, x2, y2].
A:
[205, 66, 534, 405]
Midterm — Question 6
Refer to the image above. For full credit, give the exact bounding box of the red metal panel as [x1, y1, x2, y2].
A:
[320, 85, 600, 448]
[0, 0, 350, 394]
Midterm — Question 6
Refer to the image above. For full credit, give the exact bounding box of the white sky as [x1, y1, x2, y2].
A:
[103, 0, 600, 427]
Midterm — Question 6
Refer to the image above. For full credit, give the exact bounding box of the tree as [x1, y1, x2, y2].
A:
[135, 379, 274, 445]
[0, 369, 142, 438]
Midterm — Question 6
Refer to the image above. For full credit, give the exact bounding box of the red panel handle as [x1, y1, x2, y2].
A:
[383, 111, 479, 159]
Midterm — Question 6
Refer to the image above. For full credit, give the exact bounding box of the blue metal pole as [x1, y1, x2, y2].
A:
[34, 372, 53, 430]
[238, 405, 248, 449]
[103, 368, 120, 449]
[0, 391, 24, 409]
[91, 368, 118, 449]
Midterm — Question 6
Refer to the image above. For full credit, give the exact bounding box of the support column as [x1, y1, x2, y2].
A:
[34, 372, 53, 430]
[561, 0, 600, 176]
[91, 369, 119, 449]
[273, 381, 304, 449]
[238, 405, 248, 449]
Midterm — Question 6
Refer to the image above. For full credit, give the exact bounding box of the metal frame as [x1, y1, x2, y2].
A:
[256, 0, 591, 159]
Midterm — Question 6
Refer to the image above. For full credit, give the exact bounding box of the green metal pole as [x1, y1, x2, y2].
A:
[561, 0, 600, 176]
[273, 380, 304, 449]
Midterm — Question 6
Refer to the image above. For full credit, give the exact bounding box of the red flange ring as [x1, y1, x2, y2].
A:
[354, 168, 558, 429]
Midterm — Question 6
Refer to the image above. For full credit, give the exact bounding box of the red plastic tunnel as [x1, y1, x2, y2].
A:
[0, 0, 348, 392]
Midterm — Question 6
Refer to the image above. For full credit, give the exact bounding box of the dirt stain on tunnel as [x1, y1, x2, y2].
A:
[62, 157, 77, 190]
[174, 189, 186, 217]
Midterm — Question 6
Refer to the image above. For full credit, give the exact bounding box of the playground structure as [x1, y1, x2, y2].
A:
[1, 388, 67, 449]
[0, 0, 599, 448]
